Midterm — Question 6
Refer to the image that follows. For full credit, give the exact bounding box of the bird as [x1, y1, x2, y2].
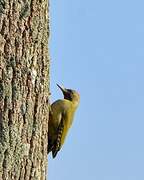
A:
[48, 84, 80, 158]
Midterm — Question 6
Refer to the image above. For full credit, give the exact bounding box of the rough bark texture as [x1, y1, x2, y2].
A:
[0, 0, 50, 179]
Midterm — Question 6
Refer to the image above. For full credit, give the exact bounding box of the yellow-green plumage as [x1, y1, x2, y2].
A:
[48, 84, 80, 158]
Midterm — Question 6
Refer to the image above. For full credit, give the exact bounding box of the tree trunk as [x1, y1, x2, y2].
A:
[0, 0, 50, 179]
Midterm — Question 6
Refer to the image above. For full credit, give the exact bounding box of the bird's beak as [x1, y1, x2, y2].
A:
[57, 84, 67, 94]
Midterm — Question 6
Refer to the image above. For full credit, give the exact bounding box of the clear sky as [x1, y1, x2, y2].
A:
[48, 1, 144, 180]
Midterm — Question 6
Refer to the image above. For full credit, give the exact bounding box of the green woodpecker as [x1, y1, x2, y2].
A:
[48, 84, 80, 158]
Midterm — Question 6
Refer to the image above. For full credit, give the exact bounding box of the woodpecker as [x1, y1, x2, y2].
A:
[48, 84, 80, 158]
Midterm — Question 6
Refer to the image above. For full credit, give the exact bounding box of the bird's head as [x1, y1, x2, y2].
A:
[57, 84, 80, 107]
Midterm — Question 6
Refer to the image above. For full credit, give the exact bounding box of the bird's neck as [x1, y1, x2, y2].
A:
[71, 99, 79, 109]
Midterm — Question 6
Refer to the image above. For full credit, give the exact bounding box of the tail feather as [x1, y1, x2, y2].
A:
[52, 120, 65, 158]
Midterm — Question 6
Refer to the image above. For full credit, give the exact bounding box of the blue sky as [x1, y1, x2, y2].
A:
[48, 1, 144, 179]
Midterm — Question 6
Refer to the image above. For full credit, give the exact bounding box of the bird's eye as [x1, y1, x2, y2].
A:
[67, 89, 72, 92]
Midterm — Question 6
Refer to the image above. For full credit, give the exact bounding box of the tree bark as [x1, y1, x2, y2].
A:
[0, 0, 50, 179]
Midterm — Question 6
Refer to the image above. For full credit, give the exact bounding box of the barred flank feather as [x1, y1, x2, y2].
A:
[52, 119, 65, 158]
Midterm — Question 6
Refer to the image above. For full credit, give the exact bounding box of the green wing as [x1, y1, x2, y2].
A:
[52, 115, 65, 158]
